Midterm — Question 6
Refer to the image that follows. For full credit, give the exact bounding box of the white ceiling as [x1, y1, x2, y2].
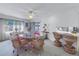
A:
[0, 3, 79, 20]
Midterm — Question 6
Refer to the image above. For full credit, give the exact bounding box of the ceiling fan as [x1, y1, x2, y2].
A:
[21, 8, 40, 20]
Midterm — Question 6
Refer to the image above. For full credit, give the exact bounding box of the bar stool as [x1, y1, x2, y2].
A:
[63, 34, 77, 54]
[53, 32, 62, 47]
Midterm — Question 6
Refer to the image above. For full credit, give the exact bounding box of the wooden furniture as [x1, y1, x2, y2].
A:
[12, 39, 21, 49]
[53, 32, 77, 54]
[31, 39, 44, 53]
[11, 37, 44, 55]
[63, 34, 77, 54]
[53, 32, 62, 47]
[11, 39, 21, 56]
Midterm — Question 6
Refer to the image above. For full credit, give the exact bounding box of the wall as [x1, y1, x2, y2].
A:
[40, 9, 79, 41]
[0, 20, 3, 41]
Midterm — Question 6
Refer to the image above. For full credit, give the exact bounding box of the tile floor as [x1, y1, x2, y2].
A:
[0, 39, 78, 56]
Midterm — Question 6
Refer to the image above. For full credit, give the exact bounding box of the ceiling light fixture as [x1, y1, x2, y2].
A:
[28, 10, 34, 20]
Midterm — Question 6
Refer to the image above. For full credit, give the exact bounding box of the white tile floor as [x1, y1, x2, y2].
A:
[0, 40, 78, 56]
[0, 40, 14, 56]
